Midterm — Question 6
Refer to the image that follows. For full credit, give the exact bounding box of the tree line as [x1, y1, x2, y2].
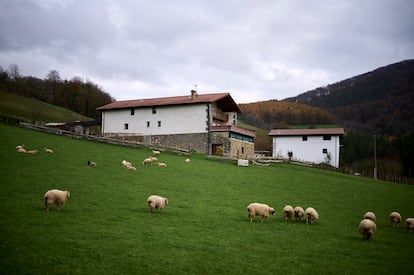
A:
[0, 64, 114, 121]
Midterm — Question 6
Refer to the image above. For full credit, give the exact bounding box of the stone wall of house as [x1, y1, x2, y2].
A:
[149, 133, 208, 153]
[211, 132, 255, 159]
[103, 131, 254, 158]
[211, 131, 231, 156]
[229, 138, 255, 159]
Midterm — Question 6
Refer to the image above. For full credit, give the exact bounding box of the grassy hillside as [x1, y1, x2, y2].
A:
[1, 124, 414, 274]
[0, 91, 93, 123]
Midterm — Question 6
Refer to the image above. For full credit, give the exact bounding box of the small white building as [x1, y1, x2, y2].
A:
[96, 91, 255, 158]
[268, 128, 344, 168]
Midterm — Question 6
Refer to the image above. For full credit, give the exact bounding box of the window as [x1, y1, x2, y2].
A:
[158, 121, 161, 127]
[323, 135, 331, 140]
[124, 123, 129, 130]
[130, 108, 134, 116]
[146, 121, 150, 127]
[302, 135, 308, 141]
[323, 148, 328, 154]
[152, 107, 157, 114]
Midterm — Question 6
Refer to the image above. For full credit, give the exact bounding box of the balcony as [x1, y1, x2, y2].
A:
[212, 110, 229, 122]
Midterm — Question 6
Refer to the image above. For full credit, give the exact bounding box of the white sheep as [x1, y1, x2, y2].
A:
[44, 189, 70, 212]
[121, 160, 132, 167]
[87, 161, 97, 167]
[142, 157, 154, 165]
[156, 162, 167, 167]
[359, 219, 377, 240]
[185, 158, 191, 163]
[25, 149, 38, 155]
[16, 147, 27, 153]
[283, 205, 294, 223]
[363, 211, 376, 222]
[152, 150, 161, 155]
[294, 206, 305, 221]
[406, 218, 414, 231]
[16, 145, 25, 150]
[127, 165, 137, 171]
[389, 212, 402, 227]
[247, 203, 275, 223]
[147, 195, 168, 213]
[44, 147, 54, 154]
[305, 207, 319, 224]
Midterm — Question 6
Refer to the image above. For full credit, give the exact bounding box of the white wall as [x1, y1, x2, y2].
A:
[101, 104, 209, 135]
[272, 135, 341, 167]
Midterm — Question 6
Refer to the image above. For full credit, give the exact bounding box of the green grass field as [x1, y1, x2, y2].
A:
[1, 124, 413, 274]
[0, 91, 92, 123]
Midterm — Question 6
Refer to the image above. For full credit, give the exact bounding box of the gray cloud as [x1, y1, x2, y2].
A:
[1, 0, 413, 103]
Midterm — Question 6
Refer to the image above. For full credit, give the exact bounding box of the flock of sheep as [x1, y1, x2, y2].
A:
[16, 144, 54, 155]
[17, 143, 413, 240]
[358, 211, 414, 240]
[246, 203, 319, 225]
[117, 150, 190, 171]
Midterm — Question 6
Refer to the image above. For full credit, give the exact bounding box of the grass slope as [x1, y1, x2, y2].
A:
[1, 124, 413, 274]
[0, 91, 92, 123]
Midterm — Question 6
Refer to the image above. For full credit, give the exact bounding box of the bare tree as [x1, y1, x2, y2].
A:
[45, 70, 62, 104]
[45, 70, 61, 83]
[7, 64, 20, 80]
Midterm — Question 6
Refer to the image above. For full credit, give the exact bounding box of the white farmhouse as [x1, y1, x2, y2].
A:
[96, 91, 255, 159]
[268, 128, 344, 168]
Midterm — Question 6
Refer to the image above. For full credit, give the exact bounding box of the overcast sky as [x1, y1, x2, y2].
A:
[1, 0, 413, 103]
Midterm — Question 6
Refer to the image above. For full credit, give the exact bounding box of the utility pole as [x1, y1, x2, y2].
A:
[373, 134, 377, 180]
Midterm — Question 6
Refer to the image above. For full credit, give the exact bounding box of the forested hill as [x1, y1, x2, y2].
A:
[0, 67, 114, 122]
[238, 100, 336, 130]
[285, 60, 414, 135]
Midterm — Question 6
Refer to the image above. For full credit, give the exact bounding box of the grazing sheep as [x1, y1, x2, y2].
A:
[16, 147, 27, 153]
[359, 219, 377, 240]
[363, 211, 376, 222]
[127, 165, 136, 171]
[152, 150, 161, 155]
[147, 195, 168, 213]
[44, 189, 70, 212]
[406, 218, 414, 231]
[185, 158, 191, 163]
[121, 160, 132, 167]
[142, 157, 154, 165]
[305, 207, 319, 224]
[44, 147, 54, 154]
[283, 205, 294, 223]
[294, 206, 305, 221]
[389, 212, 402, 227]
[150, 157, 158, 161]
[247, 203, 275, 223]
[25, 149, 38, 155]
[156, 162, 167, 167]
[16, 145, 24, 150]
[87, 161, 97, 167]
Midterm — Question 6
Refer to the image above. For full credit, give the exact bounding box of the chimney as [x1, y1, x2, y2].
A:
[191, 90, 197, 99]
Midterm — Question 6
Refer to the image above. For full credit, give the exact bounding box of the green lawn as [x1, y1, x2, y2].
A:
[0, 124, 413, 274]
[0, 91, 92, 123]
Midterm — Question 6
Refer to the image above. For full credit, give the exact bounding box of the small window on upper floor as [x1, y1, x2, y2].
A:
[146, 121, 150, 127]
[130, 108, 134, 116]
[124, 123, 129, 130]
[152, 107, 157, 114]
[323, 135, 331, 140]
[302, 135, 308, 141]
[158, 121, 161, 127]
[323, 148, 328, 154]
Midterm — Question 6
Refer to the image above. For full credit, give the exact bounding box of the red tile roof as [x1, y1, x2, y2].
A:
[96, 92, 242, 112]
[268, 128, 344, 136]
